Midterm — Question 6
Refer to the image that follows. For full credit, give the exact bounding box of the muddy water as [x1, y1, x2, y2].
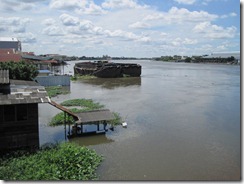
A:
[38, 60, 240, 180]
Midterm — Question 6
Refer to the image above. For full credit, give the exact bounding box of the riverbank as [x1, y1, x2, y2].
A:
[0, 142, 103, 180]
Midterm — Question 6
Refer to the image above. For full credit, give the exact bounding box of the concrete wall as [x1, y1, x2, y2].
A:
[35, 75, 70, 86]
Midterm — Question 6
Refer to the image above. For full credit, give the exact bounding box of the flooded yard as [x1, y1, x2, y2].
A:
[39, 60, 240, 180]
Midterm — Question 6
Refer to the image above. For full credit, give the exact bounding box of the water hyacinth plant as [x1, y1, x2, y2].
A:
[0, 142, 103, 180]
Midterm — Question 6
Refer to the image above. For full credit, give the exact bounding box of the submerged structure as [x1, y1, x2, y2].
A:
[74, 61, 141, 78]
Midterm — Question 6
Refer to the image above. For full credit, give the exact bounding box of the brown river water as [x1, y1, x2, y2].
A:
[38, 60, 240, 181]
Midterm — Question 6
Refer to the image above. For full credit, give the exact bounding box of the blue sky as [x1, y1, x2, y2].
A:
[0, 0, 241, 57]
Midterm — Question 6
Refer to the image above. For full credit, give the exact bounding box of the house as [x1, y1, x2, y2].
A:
[0, 70, 50, 152]
[0, 48, 22, 62]
[0, 37, 21, 52]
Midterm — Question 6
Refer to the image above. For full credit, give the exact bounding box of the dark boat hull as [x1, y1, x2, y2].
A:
[74, 61, 141, 78]
[94, 65, 122, 78]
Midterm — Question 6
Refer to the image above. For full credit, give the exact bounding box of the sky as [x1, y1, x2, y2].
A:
[0, 0, 241, 57]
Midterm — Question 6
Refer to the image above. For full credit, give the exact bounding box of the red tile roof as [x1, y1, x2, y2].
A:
[0, 53, 22, 62]
[0, 48, 15, 54]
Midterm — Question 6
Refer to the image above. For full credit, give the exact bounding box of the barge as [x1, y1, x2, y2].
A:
[74, 61, 141, 78]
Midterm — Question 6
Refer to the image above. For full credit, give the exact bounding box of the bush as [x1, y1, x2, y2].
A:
[0, 142, 103, 180]
[0, 60, 38, 81]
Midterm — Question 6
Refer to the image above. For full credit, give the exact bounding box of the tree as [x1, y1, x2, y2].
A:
[227, 56, 235, 62]
[185, 57, 192, 63]
[0, 60, 38, 81]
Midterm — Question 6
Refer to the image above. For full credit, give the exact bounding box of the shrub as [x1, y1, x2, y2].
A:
[0, 142, 103, 180]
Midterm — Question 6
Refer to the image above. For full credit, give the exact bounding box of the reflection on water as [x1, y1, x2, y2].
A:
[69, 134, 114, 146]
[39, 60, 240, 180]
[75, 77, 141, 89]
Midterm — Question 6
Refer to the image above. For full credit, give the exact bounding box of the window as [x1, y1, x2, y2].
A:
[0, 106, 3, 122]
[17, 104, 28, 121]
[4, 105, 15, 122]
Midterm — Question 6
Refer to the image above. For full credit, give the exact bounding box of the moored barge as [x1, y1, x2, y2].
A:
[74, 61, 141, 78]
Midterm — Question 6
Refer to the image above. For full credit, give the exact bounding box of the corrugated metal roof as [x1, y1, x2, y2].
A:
[21, 54, 51, 61]
[75, 109, 115, 124]
[0, 70, 9, 84]
[0, 79, 50, 105]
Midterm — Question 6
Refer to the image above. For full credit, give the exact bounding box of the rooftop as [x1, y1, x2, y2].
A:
[75, 109, 115, 124]
[0, 37, 19, 42]
[0, 53, 22, 62]
[0, 79, 50, 105]
[0, 70, 9, 84]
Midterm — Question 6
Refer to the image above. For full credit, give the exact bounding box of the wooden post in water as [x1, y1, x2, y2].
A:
[64, 112, 67, 140]
[68, 115, 70, 136]
[97, 123, 99, 132]
[80, 124, 83, 134]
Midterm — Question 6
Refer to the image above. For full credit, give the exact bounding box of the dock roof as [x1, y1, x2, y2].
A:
[75, 109, 115, 124]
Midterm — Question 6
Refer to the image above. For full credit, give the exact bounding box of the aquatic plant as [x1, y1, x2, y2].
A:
[108, 112, 122, 126]
[0, 142, 103, 180]
[45, 86, 70, 98]
[60, 99, 104, 109]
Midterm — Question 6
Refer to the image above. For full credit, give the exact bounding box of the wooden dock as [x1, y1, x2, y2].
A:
[48, 100, 115, 138]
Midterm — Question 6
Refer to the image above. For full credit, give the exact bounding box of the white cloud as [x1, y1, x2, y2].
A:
[0, 17, 31, 33]
[230, 12, 237, 17]
[18, 32, 37, 43]
[49, 0, 83, 10]
[42, 18, 57, 26]
[0, 0, 36, 12]
[102, 0, 149, 9]
[50, 0, 106, 15]
[42, 25, 65, 36]
[193, 21, 237, 39]
[143, 7, 218, 24]
[174, 0, 196, 5]
[129, 21, 150, 29]
[59, 14, 80, 26]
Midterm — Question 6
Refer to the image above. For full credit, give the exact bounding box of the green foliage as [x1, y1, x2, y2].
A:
[49, 108, 90, 126]
[0, 60, 38, 81]
[0, 142, 103, 180]
[76, 75, 97, 80]
[185, 57, 192, 63]
[60, 99, 104, 109]
[45, 86, 70, 98]
[70, 75, 77, 81]
[227, 56, 235, 62]
[108, 112, 122, 126]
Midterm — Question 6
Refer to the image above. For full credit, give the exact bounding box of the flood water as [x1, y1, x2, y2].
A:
[38, 60, 240, 180]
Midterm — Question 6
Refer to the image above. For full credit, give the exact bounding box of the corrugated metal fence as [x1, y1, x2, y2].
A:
[35, 75, 70, 86]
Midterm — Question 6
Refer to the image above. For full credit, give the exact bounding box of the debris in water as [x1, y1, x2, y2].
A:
[122, 122, 127, 128]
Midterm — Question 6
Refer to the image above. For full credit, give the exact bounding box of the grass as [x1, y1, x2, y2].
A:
[0, 142, 103, 180]
[45, 86, 70, 98]
[71, 75, 97, 81]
